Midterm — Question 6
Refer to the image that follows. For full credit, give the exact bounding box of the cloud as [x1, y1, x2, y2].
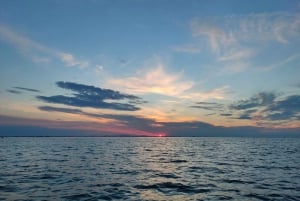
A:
[191, 20, 236, 53]
[108, 64, 194, 96]
[264, 95, 300, 121]
[6, 89, 22, 94]
[1, 113, 299, 137]
[58, 53, 89, 69]
[191, 12, 300, 51]
[235, 109, 257, 120]
[37, 81, 144, 111]
[38, 106, 82, 114]
[230, 92, 300, 123]
[95, 65, 104, 74]
[13, 87, 40, 93]
[6, 87, 41, 94]
[190, 101, 223, 110]
[38, 105, 156, 128]
[230, 92, 277, 120]
[159, 121, 300, 137]
[38, 106, 162, 134]
[108, 63, 231, 100]
[230, 92, 277, 110]
[220, 113, 232, 117]
[182, 85, 231, 100]
[189, 12, 300, 73]
[0, 24, 88, 68]
[218, 49, 254, 61]
[0, 114, 161, 137]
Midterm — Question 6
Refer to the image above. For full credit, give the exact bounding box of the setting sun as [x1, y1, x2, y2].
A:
[156, 132, 167, 137]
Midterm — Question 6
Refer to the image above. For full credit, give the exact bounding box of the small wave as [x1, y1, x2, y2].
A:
[134, 182, 211, 194]
[94, 183, 123, 188]
[218, 195, 234, 200]
[188, 166, 226, 174]
[103, 189, 131, 200]
[144, 148, 152, 152]
[97, 195, 113, 201]
[0, 185, 17, 192]
[244, 193, 272, 201]
[62, 193, 93, 200]
[39, 174, 58, 179]
[169, 159, 188, 163]
[154, 172, 180, 179]
[221, 179, 255, 184]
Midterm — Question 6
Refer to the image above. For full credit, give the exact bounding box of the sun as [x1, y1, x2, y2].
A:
[156, 132, 167, 137]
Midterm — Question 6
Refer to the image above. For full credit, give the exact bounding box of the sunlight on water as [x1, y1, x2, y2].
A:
[0, 137, 299, 200]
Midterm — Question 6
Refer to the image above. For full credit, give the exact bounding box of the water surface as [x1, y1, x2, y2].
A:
[0, 137, 299, 200]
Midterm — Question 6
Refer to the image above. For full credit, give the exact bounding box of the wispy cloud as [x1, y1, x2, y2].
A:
[218, 49, 254, 61]
[95, 65, 104, 74]
[190, 101, 224, 110]
[191, 20, 236, 53]
[260, 52, 300, 71]
[6, 87, 41, 95]
[189, 12, 300, 73]
[108, 64, 194, 96]
[58, 53, 89, 68]
[0, 24, 88, 68]
[191, 12, 300, 52]
[182, 85, 231, 100]
[108, 63, 231, 100]
[13, 87, 41, 93]
[6, 89, 22, 94]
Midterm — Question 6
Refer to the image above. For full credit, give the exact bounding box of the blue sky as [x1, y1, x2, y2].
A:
[1, 0, 300, 136]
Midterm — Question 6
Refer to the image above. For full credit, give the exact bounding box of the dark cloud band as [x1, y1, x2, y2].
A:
[37, 81, 144, 111]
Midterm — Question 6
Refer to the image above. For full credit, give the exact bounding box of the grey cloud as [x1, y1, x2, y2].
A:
[190, 102, 223, 110]
[220, 113, 232, 116]
[6, 89, 22, 94]
[264, 95, 300, 121]
[235, 109, 257, 120]
[38, 106, 157, 131]
[231, 93, 300, 121]
[1, 114, 300, 137]
[38, 106, 82, 114]
[13, 87, 41, 93]
[230, 92, 276, 110]
[37, 81, 144, 111]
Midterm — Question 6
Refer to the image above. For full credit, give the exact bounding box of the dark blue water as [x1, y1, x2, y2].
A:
[0, 137, 299, 201]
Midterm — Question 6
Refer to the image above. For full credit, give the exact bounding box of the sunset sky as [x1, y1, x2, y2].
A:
[1, 0, 300, 137]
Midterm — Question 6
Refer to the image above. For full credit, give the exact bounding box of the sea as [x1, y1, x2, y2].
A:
[0, 137, 299, 201]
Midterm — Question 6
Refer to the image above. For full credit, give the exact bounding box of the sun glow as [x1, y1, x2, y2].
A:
[156, 132, 167, 137]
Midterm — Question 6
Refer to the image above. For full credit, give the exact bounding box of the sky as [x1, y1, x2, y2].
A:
[1, 0, 300, 137]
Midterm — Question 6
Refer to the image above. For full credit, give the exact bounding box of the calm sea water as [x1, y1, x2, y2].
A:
[0, 137, 299, 201]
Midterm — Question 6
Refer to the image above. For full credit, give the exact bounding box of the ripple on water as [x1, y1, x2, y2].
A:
[154, 172, 181, 179]
[220, 179, 256, 185]
[0, 185, 17, 192]
[62, 193, 94, 200]
[169, 159, 188, 163]
[134, 182, 211, 194]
